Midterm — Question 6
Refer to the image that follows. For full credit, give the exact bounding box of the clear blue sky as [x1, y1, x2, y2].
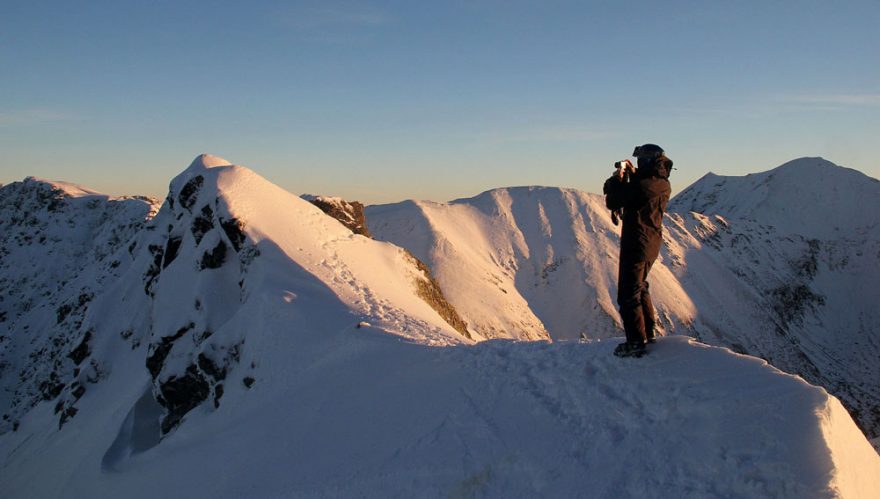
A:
[2, 0, 878, 203]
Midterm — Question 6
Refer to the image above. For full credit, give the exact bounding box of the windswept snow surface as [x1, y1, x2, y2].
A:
[3, 334, 879, 498]
[1, 155, 879, 497]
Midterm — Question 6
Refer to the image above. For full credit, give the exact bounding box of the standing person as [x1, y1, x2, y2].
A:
[602, 144, 673, 357]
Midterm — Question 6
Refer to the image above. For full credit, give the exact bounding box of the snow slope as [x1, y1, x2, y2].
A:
[1, 154, 469, 437]
[665, 158, 880, 447]
[0, 177, 158, 429]
[1, 155, 879, 497]
[366, 187, 696, 342]
[3, 330, 879, 498]
[366, 158, 880, 446]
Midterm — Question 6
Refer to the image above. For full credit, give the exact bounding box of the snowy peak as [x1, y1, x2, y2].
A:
[670, 157, 880, 239]
[19, 176, 104, 199]
[187, 153, 233, 170]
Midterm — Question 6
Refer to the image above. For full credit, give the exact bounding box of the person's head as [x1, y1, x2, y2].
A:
[632, 144, 672, 178]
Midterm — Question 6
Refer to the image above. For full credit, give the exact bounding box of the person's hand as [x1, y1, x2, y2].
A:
[618, 160, 635, 179]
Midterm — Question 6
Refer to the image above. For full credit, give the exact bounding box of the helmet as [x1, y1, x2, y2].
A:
[632, 144, 664, 159]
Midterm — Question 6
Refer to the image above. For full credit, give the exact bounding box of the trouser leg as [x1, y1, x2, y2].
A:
[617, 260, 650, 344]
[641, 261, 656, 340]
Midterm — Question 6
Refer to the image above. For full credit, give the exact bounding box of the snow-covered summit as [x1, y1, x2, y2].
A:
[187, 153, 233, 170]
[18, 176, 105, 198]
[670, 157, 880, 239]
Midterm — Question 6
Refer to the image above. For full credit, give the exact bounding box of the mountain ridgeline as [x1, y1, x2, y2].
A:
[1, 155, 878, 497]
[366, 157, 880, 443]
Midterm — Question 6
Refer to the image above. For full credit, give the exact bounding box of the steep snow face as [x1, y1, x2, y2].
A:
[664, 158, 880, 444]
[367, 187, 697, 342]
[139, 156, 473, 428]
[1, 155, 469, 437]
[2, 336, 879, 498]
[670, 157, 880, 239]
[0, 177, 158, 431]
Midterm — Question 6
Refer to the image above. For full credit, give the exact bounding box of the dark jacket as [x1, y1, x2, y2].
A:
[604, 161, 672, 262]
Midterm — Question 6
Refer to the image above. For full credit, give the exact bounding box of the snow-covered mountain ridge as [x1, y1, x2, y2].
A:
[0, 177, 159, 429]
[366, 157, 880, 446]
[1, 155, 878, 497]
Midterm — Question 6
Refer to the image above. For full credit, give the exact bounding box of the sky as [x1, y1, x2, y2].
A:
[1, 0, 878, 204]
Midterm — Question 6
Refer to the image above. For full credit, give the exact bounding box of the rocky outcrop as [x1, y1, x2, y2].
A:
[304, 195, 372, 237]
[403, 250, 471, 339]
[136, 166, 261, 435]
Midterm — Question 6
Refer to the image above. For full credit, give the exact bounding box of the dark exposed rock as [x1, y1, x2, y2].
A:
[196, 329, 212, 344]
[197, 353, 226, 381]
[200, 240, 227, 269]
[771, 284, 826, 327]
[144, 243, 165, 295]
[178, 175, 204, 211]
[145, 322, 195, 380]
[162, 236, 182, 269]
[71, 383, 86, 400]
[307, 196, 372, 237]
[39, 379, 64, 401]
[213, 384, 224, 408]
[243, 377, 255, 388]
[55, 292, 91, 325]
[58, 405, 78, 428]
[55, 303, 73, 324]
[404, 250, 470, 339]
[191, 205, 214, 244]
[158, 364, 210, 435]
[40, 381, 64, 400]
[67, 330, 92, 366]
[220, 217, 246, 252]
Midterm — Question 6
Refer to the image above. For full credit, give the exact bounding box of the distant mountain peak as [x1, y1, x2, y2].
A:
[18, 176, 103, 199]
[670, 157, 880, 238]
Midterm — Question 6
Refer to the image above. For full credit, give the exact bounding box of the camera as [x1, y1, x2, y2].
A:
[614, 159, 636, 179]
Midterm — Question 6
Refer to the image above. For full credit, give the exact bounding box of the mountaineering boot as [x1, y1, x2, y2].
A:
[613, 341, 647, 358]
